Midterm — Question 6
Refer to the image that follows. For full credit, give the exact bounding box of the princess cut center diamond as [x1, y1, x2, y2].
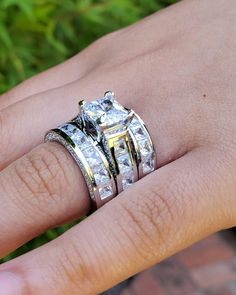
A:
[82, 92, 129, 127]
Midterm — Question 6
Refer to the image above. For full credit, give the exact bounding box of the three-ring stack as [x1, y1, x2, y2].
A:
[45, 91, 157, 212]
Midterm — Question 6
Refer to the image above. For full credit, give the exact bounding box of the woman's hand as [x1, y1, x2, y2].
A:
[0, 0, 236, 294]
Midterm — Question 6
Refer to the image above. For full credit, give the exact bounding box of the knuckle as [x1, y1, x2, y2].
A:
[13, 143, 71, 212]
[48, 241, 96, 295]
[95, 29, 120, 46]
[116, 182, 185, 260]
[88, 30, 121, 60]
[0, 90, 10, 106]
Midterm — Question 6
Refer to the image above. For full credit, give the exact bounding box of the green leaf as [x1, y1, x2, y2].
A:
[0, 23, 12, 48]
[2, 0, 35, 20]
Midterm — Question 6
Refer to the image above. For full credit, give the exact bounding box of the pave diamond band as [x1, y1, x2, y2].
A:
[102, 127, 138, 193]
[129, 114, 156, 178]
[78, 91, 140, 195]
[45, 122, 116, 210]
[45, 91, 156, 212]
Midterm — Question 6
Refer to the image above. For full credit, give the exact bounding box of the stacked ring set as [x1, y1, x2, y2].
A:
[45, 91, 157, 212]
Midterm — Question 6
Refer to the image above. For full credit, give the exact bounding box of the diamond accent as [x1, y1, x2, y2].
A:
[99, 184, 113, 199]
[129, 118, 140, 129]
[113, 137, 136, 190]
[117, 154, 132, 173]
[139, 139, 152, 156]
[122, 179, 133, 189]
[132, 126, 146, 140]
[82, 146, 114, 197]
[114, 138, 127, 156]
[143, 154, 155, 173]
[122, 171, 134, 189]
[130, 119, 146, 140]
[59, 124, 77, 136]
[94, 167, 109, 184]
[72, 133, 90, 148]
[128, 115, 156, 177]
[59, 124, 91, 149]
[83, 147, 102, 167]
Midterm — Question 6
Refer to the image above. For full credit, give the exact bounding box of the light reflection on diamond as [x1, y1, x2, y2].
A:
[99, 184, 113, 199]
[129, 115, 155, 176]
[60, 124, 77, 134]
[139, 139, 151, 156]
[122, 171, 134, 189]
[133, 126, 146, 140]
[117, 154, 132, 173]
[83, 101, 104, 121]
[129, 118, 140, 129]
[72, 133, 90, 149]
[82, 94, 129, 127]
[58, 123, 115, 201]
[143, 154, 155, 173]
[114, 138, 127, 156]
[59, 124, 91, 149]
[94, 167, 109, 184]
[83, 147, 102, 167]
[122, 178, 133, 189]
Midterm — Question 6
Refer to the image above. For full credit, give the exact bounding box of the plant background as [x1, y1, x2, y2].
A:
[0, 0, 178, 262]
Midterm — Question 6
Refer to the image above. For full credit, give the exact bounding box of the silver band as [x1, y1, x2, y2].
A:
[45, 122, 116, 210]
[129, 113, 156, 178]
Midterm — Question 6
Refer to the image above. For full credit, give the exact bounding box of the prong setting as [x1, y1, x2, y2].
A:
[78, 99, 85, 111]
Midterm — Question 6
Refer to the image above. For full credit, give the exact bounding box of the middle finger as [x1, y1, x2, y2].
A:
[0, 61, 199, 170]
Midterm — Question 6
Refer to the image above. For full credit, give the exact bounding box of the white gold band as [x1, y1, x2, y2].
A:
[45, 122, 117, 210]
[129, 113, 156, 178]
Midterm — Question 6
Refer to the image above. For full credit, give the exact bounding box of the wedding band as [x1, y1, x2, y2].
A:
[77, 91, 156, 184]
[129, 113, 156, 178]
[45, 91, 156, 211]
[45, 122, 117, 210]
[77, 92, 138, 192]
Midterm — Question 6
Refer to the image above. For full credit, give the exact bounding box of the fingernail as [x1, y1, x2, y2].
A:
[0, 271, 25, 295]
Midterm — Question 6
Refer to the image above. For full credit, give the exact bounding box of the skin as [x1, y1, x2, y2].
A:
[0, 0, 235, 294]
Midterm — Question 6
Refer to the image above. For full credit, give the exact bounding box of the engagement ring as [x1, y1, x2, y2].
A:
[45, 91, 157, 211]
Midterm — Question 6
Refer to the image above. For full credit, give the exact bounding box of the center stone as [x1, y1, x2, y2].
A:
[82, 92, 129, 127]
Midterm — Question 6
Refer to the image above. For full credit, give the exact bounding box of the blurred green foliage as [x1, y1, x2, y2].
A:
[0, 0, 178, 262]
[0, 0, 178, 93]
